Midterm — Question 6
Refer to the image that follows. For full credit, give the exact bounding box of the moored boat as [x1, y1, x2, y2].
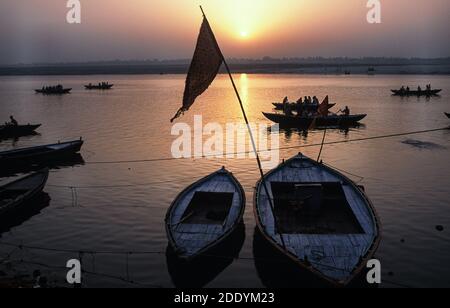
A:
[0, 169, 49, 218]
[262, 112, 366, 128]
[0, 139, 83, 168]
[254, 153, 381, 287]
[0, 124, 41, 138]
[391, 89, 441, 96]
[165, 167, 246, 260]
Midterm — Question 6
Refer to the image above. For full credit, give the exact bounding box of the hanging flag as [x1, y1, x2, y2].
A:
[170, 18, 224, 122]
[317, 96, 330, 117]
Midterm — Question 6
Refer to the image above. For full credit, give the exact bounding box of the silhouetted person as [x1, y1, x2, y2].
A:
[339, 106, 350, 116]
[9, 115, 18, 126]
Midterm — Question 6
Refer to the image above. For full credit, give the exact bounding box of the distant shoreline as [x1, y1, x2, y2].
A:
[1, 59, 450, 76]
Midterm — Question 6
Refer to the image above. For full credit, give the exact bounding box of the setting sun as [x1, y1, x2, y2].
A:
[240, 31, 249, 38]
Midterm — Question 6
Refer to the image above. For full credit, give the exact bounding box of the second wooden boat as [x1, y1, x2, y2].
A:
[254, 153, 381, 287]
[262, 112, 366, 128]
[0, 169, 49, 218]
[0, 139, 83, 167]
[166, 167, 246, 260]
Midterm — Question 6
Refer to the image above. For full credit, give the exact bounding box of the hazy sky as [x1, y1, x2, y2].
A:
[1, 0, 449, 64]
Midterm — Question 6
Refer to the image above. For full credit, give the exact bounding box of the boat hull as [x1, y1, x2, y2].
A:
[0, 124, 41, 138]
[0, 140, 83, 169]
[165, 168, 246, 260]
[391, 89, 441, 96]
[263, 112, 366, 128]
[35, 88, 72, 95]
[253, 154, 381, 287]
[0, 169, 49, 218]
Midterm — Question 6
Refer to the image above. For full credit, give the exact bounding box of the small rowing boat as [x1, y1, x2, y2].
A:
[35, 87, 72, 95]
[166, 167, 245, 260]
[0, 139, 83, 168]
[0, 169, 49, 218]
[391, 89, 441, 97]
[254, 153, 381, 287]
[0, 124, 41, 138]
[84, 83, 114, 90]
[262, 112, 366, 128]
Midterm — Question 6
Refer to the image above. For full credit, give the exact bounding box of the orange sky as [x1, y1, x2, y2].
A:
[0, 0, 449, 64]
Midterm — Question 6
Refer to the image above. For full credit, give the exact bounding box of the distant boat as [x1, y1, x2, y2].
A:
[35, 87, 72, 95]
[367, 67, 375, 75]
[391, 89, 442, 97]
[272, 102, 336, 111]
[445, 112, 450, 119]
[165, 167, 245, 260]
[0, 139, 83, 168]
[344, 70, 351, 75]
[262, 112, 366, 128]
[84, 83, 114, 90]
[0, 169, 49, 218]
[254, 153, 381, 287]
[0, 124, 41, 139]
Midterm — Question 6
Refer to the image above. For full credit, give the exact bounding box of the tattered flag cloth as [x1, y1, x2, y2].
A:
[170, 18, 223, 122]
[318, 95, 330, 117]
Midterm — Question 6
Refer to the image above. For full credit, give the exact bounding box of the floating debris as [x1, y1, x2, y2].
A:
[436, 225, 444, 232]
[401, 139, 446, 150]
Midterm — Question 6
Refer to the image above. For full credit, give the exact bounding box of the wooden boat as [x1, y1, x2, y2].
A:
[0, 139, 83, 168]
[445, 112, 450, 119]
[272, 102, 336, 111]
[0, 124, 41, 138]
[84, 83, 114, 90]
[35, 87, 72, 95]
[0, 169, 49, 218]
[165, 167, 246, 260]
[254, 153, 381, 287]
[262, 112, 366, 128]
[391, 89, 441, 96]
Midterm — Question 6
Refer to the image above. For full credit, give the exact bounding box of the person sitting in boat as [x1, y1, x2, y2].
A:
[284, 102, 293, 116]
[418, 86, 422, 92]
[400, 86, 406, 93]
[283, 96, 289, 104]
[338, 106, 350, 116]
[9, 115, 18, 126]
[406, 86, 410, 93]
[312, 96, 319, 105]
[296, 98, 304, 116]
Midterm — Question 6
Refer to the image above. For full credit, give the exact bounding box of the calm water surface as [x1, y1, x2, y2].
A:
[0, 74, 449, 288]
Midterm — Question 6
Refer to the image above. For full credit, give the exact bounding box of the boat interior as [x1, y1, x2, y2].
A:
[271, 182, 364, 234]
[181, 191, 234, 225]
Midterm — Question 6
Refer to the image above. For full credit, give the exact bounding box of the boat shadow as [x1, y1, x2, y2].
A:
[252, 227, 376, 288]
[166, 222, 246, 288]
[0, 192, 51, 236]
[0, 153, 85, 177]
[0, 132, 40, 143]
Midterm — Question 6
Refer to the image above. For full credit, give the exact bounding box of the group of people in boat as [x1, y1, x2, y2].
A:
[3, 116, 18, 126]
[87, 82, 111, 88]
[40, 84, 64, 92]
[280, 96, 350, 117]
[399, 84, 433, 94]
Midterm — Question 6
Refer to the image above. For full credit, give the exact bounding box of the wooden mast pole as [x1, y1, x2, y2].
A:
[200, 6, 287, 250]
